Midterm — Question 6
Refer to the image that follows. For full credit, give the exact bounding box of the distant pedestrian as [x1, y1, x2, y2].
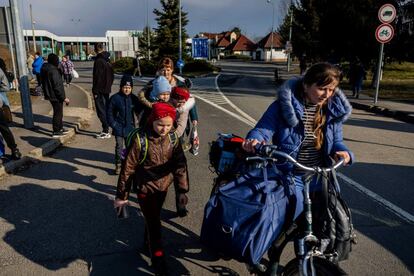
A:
[40, 53, 70, 137]
[32, 52, 44, 87]
[60, 55, 74, 86]
[107, 75, 142, 174]
[92, 42, 114, 139]
[348, 58, 366, 99]
[132, 54, 142, 77]
[0, 61, 22, 160]
[114, 102, 189, 275]
[27, 53, 34, 80]
[299, 56, 307, 75]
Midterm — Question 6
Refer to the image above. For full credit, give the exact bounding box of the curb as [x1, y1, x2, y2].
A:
[350, 101, 414, 124]
[0, 86, 94, 178]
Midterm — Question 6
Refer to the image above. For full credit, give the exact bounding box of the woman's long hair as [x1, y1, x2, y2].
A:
[302, 63, 340, 150]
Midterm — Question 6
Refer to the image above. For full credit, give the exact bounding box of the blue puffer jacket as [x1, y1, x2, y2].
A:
[247, 77, 354, 173]
[107, 92, 142, 137]
[32, 56, 44, 74]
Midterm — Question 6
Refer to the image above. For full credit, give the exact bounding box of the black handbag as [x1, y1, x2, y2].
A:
[0, 105, 12, 123]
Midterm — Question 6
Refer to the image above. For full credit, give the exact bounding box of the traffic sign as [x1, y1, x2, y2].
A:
[375, 23, 394, 43]
[285, 40, 293, 53]
[378, 4, 397, 24]
[176, 59, 185, 68]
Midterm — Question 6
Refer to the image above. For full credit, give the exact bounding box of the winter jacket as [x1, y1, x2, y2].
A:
[32, 56, 44, 74]
[92, 51, 114, 95]
[0, 68, 10, 106]
[107, 92, 142, 137]
[60, 60, 74, 75]
[40, 63, 66, 102]
[116, 128, 189, 200]
[247, 77, 354, 173]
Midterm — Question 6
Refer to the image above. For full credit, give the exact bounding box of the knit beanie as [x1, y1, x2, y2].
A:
[171, 86, 190, 101]
[148, 102, 176, 125]
[120, 74, 133, 88]
[150, 76, 172, 100]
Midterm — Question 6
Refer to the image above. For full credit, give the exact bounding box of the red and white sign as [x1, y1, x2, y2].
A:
[375, 23, 394, 43]
[378, 4, 397, 23]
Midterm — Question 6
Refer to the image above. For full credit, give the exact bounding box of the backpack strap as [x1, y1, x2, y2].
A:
[168, 131, 179, 147]
[125, 128, 148, 164]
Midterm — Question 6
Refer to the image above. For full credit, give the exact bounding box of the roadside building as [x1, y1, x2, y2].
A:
[256, 31, 287, 62]
[224, 34, 257, 59]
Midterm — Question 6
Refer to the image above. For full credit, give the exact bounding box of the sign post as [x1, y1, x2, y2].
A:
[374, 4, 396, 104]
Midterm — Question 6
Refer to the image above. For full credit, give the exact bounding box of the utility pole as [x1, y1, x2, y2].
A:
[267, 0, 275, 62]
[30, 3, 36, 52]
[178, 0, 182, 74]
[287, 0, 293, 72]
[4, 7, 17, 86]
[146, 0, 151, 60]
[10, 0, 34, 128]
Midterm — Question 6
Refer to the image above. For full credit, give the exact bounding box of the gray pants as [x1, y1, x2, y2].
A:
[115, 136, 125, 164]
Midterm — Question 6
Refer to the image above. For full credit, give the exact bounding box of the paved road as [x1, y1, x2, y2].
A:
[0, 61, 412, 275]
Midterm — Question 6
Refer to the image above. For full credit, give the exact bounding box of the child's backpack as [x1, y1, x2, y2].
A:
[122, 128, 178, 163]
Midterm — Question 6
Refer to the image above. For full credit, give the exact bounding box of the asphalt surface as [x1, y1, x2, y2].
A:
[0, 61, 412, 275]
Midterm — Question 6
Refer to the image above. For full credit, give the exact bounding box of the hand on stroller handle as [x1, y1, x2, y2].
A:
[253, 144, 345, 172]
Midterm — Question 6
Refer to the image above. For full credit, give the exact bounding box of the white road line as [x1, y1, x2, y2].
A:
[193, 94, 255, 127]
[214, 75, 257, 125]
[195, 80, 414, 225]
[338, 173, 414, 224]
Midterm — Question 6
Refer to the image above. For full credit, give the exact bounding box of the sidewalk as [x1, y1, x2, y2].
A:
[344, 91, 414, 124]
[0, 83, 94, 177]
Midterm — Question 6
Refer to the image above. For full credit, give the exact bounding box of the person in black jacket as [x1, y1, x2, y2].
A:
[40, 53, 70, 137]
[107, 75, 142, 174]
[92, 43, 114, 139]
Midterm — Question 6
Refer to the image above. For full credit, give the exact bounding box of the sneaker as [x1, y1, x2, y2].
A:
[52, 131, 65, 138]
[96, 132, 111, 139]
[11, 148, 22, 160]
[61, 128, 70, 134]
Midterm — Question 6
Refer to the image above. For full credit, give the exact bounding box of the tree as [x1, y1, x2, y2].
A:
[138, 25, 157, 60]
[278, 0, 402, 65]
[153, 0, 189, 61]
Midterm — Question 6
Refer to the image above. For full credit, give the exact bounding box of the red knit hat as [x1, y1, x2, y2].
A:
[171, 87, 190, 101]
[148, 102, 176, 125]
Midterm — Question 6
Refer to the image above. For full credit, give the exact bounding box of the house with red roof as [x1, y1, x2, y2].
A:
[224, 34, 257, 58]
[256, 31, 287, 62]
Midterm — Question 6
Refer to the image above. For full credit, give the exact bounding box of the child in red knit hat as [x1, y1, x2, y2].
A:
[114, 102, 189, 275]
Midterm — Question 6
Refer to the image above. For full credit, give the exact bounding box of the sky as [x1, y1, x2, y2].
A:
[1, 0, 291, 41]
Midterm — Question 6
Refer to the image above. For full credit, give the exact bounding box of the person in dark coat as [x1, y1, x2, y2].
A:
[92, 42, 114, 139]
[40, 53, 70, 137]
[348, 59, 366, 99]
[0, 59, 22, 160]
[107, 74, 142, 174]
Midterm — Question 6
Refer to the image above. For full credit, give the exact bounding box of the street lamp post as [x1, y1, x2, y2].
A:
[287, 1, 293, 71]
[178, 0, 182, 74]
[146, 0, 151, 60]
[30, 4, 36, 52]
[267, 0, 275, 62]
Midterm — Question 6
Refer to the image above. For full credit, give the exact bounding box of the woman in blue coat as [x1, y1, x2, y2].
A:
[32, 52, 44, 87]
[243, 63, 354, 218]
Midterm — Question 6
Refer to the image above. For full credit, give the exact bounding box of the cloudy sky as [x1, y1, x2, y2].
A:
[2, 0, 291, 41]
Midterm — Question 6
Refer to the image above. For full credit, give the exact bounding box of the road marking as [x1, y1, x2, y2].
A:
[194, 79, 414, 225]
[339, 173, 414, 224]
[214, 74, 257, 125]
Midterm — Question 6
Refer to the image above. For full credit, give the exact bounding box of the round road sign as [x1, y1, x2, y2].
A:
[375, 23, 394, 43]
[378, 4, 397, 23]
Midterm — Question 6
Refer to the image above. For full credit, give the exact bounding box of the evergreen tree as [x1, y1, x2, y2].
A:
[139, 25, 157, 60]
[153, 0, 189, 61]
